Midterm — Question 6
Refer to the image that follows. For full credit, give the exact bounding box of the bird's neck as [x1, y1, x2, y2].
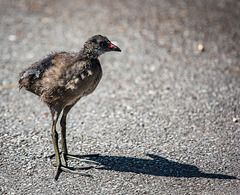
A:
[79, 48, 99, 59]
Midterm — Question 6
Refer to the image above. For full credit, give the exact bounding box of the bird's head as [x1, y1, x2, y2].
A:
[84, 35, 121, 57]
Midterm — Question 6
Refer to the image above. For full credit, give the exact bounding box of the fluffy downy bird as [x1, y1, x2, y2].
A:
[19, 35, 121, 180]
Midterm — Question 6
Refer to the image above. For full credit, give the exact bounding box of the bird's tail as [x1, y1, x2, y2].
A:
[18, 69, 36, 90]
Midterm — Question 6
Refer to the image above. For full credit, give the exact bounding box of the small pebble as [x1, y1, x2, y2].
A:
[232, 118, 238, 123]
[116, 84, 122, 89]
[41, 17, 49, 24]
[8, 35, 17, 41]
[198, 44, 204, 51]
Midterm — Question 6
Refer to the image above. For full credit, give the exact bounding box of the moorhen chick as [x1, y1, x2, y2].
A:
[19, 35, 121, 180]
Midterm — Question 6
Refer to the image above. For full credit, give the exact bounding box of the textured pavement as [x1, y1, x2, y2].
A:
[0, 0, 239, 194]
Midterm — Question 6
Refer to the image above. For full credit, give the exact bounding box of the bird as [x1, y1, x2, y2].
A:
[19, 35, 121, 180]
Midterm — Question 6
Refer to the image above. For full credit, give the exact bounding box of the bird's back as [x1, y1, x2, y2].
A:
[19, 52, 102, 107]
[19, 52, 68, 93]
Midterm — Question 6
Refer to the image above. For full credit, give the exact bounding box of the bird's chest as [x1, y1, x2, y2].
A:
[65, 64, 102, 102]
[78, 67, 102, 95]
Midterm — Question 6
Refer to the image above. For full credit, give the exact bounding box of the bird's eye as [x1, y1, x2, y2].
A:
[100, 41, 105, 46]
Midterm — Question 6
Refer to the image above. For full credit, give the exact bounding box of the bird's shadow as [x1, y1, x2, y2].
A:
[88, 154, 237, 179]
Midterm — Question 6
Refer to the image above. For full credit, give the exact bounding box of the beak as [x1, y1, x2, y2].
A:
[108, 43, 121, 52]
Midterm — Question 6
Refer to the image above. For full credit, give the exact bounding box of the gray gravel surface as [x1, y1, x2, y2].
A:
[0, 0, 240, 194]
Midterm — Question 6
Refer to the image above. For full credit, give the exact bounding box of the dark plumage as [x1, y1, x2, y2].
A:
[19, 35, 121, 180]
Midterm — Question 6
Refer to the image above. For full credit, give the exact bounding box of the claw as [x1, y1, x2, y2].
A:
[60, 166, 92, 177]
[55, 165, 62, 181]
[54, 164, 92, 180]
[65, 154, 101, 166]
[48, 153, 100, 166]
[48, 153, 101, 180]
[45, 153, 57, 159]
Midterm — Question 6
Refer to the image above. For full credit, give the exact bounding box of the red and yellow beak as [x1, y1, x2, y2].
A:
[108, 43, 121, 52]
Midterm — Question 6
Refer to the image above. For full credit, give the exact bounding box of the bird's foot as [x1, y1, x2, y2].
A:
[47, 152, 102, 180]
[47, 152, 99, 160]
[62, 153, 101, 167]
[47, 152, 100, 166]
[54, 164, 92, 181]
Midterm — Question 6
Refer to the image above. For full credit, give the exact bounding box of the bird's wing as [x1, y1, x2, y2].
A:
[19, 52, 69, 81]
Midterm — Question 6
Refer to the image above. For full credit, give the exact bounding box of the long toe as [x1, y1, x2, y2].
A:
[65, 154, 101, 166]
[54, 164, 93, 180]
[54, 165, 62, 181]
[60, 165, 92, 177]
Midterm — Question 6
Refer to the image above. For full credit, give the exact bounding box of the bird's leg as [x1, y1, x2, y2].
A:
[50, 106, 62, 180]
[50, 106, 93, 180]
[60, 112, 68, 166]
[51, 121, 62, 180]
[59, 105, 101, 168]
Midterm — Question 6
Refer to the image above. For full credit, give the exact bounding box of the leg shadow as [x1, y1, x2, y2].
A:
[89, 153, 237, 179]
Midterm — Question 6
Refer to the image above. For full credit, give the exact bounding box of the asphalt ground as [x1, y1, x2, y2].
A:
[0, 0, 239, 194]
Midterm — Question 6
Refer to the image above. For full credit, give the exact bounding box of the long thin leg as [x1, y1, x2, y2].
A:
[60, 104, 100, 167]
[49, 106, 62, 180]
[60, 105, 74, 166]
[49, 105, 92, 180]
